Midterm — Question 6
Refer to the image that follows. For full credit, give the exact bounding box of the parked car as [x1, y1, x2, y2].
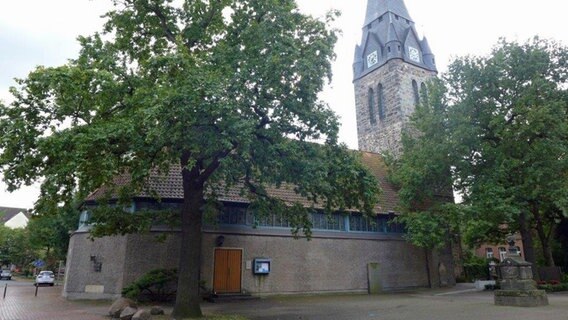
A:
[0, 269, 12, 280]
[35, 271, 55, 286]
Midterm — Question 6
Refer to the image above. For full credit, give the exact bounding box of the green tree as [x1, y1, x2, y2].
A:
[0, 226, 36, 267]
[27, 204, 80, 264]
[448, 38, 568, 267]
[387, 78, 461, 286]
[0, 0, 379, 318]
[392, 38, 568, 269]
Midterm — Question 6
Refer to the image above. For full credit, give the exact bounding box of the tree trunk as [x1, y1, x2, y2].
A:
[519, 211, 538, 280]
[533, 206, 556, 267]
[424, 248, 432, 288]
[171, 163, 204, 319]
[453, 233, 465, 279]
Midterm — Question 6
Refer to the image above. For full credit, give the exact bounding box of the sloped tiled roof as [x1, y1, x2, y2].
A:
[360, 151, 399, 212]
[0, 207, 30, 224]
[86, 151, 400, 213]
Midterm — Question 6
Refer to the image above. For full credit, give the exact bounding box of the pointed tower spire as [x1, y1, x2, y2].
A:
[386, 22, 399, 43]
[386, 22, 402, 59]
[421, 36, 437, 71]
[421, 36, 433, 55]
[354, 0, 436, 80]
[364, 0, 412, 27]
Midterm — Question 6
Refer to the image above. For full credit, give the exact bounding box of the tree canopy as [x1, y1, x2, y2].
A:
[27, 204, 80, 263]
[0, 0, 380, 317]
[387, 78, 459, 250]
[390, 38, 568, 268]
[0, 225, 36, 268]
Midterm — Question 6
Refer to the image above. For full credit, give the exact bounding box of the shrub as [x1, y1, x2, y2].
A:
[461, 254, 499, 282]
[537, 282, 568, 292]
[537, 284, 552, 291]
[463, 258, 490, 281]
[122, 269, 178, 302]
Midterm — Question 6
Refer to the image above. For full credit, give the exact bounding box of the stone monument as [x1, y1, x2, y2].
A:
[494, 236, 548, 307]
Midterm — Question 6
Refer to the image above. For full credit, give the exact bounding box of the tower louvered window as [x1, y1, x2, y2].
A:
[368, 88, 376, 124]
[420, 82, 428, 102]
[377, 83, 385, 120]
[412, 80, 420, 106]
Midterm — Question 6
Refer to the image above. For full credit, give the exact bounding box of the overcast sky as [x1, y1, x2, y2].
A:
[1, 0, 567, 208]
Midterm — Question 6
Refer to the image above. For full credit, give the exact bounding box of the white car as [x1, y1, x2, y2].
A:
[0, 269, 11, 280]
[35, 271, 55, 286]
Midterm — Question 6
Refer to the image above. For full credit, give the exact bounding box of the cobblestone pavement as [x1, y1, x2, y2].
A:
[207, 289, 568, 320]
[1, 281, 568, 320]
[0, 283, 108, 320]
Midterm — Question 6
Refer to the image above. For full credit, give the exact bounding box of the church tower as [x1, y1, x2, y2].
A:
[353, 0, 437, 156]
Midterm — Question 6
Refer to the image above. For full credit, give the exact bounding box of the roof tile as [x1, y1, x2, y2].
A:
[86, 151, 400, 213]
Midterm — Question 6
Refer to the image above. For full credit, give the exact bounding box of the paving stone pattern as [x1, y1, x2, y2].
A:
[1, 285, 108, 320]
[2, 283, 568, 320]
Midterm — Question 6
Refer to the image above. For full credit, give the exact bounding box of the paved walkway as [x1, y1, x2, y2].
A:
[1, 282, 108, 320]
[208, 290, 568, 320]
[1, 281, 568, 320]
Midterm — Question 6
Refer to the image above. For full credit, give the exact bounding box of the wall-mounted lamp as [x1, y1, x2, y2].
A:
[90, 255, 103, 272]
[216, 235, 225, 247]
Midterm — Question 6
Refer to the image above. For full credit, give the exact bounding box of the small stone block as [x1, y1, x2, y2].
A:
[150, 306, 165, 315]
[85, 285, 104, 293]
[494, 290, 549, 307]
[132, 309, 151, 320]
[499, 279, 537, 291]
[109, 298, 137, 318]
[367, 263, 381, 294]
[120, 306, 138, 320]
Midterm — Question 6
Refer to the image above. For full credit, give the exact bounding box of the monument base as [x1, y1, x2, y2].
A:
[494, 290, 549, 307]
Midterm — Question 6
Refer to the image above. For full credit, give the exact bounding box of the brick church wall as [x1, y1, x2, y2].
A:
[63, 228, 434, 299]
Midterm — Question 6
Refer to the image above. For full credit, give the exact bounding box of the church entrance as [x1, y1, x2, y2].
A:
[213, 248, 242, 294]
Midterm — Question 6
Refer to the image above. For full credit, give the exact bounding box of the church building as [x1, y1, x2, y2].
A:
[63, 0, 454, 300]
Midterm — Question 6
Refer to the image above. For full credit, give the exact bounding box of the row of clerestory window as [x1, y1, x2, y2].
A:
[80, 202, 405, 234]
[368, 79, 429, 125]
[217, 205, 405, 234]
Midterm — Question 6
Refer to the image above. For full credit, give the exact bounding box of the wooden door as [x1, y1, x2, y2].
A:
[213, 248, 242, 293]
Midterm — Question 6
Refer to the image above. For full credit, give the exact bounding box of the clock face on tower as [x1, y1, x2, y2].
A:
[367, 51, 378, 68]
[408, 46, 420, 62]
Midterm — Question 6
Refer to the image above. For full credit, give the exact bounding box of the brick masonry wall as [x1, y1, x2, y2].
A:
[63, 234, 128, 300]
[201, 232, 432, 294]
[354, 59, 436, 156]
[64, 229, 435, 299]
[123, 233, 182, 285]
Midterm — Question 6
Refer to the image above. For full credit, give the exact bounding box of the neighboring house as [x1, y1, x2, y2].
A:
[476, 234, 524, 262]
[0, 206, 30, 229]
[63, 0, 456, 300]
